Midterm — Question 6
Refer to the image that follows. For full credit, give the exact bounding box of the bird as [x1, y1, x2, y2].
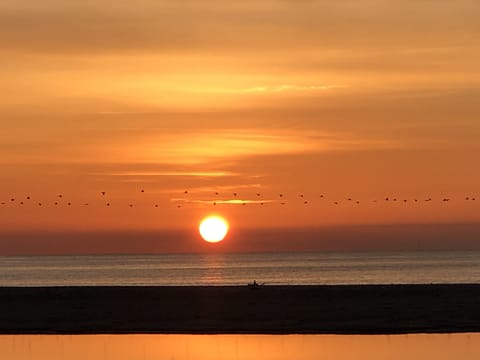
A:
[403, 200, 407, 203]
[356, 201, 360, 204]
[141, 189, 145, 193]
[26, 196, 30, 200]
[304, 201, 308, 205]
[57, 194, 63, 198]
[334, 201, 339, 205]
[155, 204, 159, 207]
[233, 193, 238, 197]
[260, 202, 264, 206]
[385, 197, 389, 201]
[177, 205, 182, 208]
[299, 194, 304, 198]
[184, 190, 189, 194]
[348, 198, 352, 201]
[129, 204, 134, 207]
[20, 201, 24, 205]
[38, 203, 42, 206]
[67, 202, 71, 206]
[215, 192, 219, 195]
[54, 202, 58, 205]
[213, 202, 217, 206]
[256, 193, 261, 197]
[279, 194, 284, 198]
[106, 203, 110, 206]
[101, 192, 106, 196]
[320, 195, 324, 198]
[10, 198, 14, 202]
[466, 197, 470, 200]
[281, 202, 286, 205]
[242, 202, 246, 206]
[84, 203, 89, 206]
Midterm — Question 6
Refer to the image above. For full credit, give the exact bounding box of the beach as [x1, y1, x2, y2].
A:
[0, 284, 479, 334]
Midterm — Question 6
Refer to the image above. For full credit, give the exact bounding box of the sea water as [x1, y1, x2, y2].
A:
[1, 251, 479, 286]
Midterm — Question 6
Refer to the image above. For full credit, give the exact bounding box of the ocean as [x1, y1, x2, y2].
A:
[1, 251, 479, 287]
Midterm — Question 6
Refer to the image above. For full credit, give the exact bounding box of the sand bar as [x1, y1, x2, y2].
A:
[1, 285, 479, 334]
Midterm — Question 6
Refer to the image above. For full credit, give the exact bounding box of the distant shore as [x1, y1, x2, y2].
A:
[1, 285, 479, 334]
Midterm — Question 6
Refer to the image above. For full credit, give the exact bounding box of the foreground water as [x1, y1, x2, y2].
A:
[1, 251, 479, 286]
[1, 334, 479, 360]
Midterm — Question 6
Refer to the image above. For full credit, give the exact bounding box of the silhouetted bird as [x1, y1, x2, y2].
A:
[26, 196, 30, 200]
[348, 198, 352, 201]
[261, 202, 264, 205]
[215, 192, 219, 195]
[141, 189, 145, 193]
[101, 192, 106, 196]
[334, 202, 339, 205]
[38, 203, 42, 206]
[304, 201, 308, 204]
[213, 202, 217, 206]
[67, 202, 71, 206]
[20, 201, 24, 205]
[320, 195, 324, 198]
[177, 205, 182, 208]
[155, 204, 159, 207]
[356, 201, 360, 204]
[466, 197, 470, 200]
[243, 202, 246, 206]
[54, 202, 58, 205]
[57, 194, 63, 198]
[281, 202, 286, 205]
[393, 198, 397, 201]
[403, 200, 407, 203]
[10, 198, 14, 202]
[256, 193, 261, 197]
[279, 194, 284, 197]
[84, 203, 89, 206]
[233, 193, 238, 197]
[472, 198, 476, 201]
[184, 190, 188, 194]
[129, 204, 133, 207]
[385, 197, 389, 201]
[299, 194, 304, 198]
[106, 203, 110, 206]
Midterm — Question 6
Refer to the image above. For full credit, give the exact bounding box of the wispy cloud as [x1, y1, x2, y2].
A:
[118, 128, 398, 165]
[105, 170, 237, 177]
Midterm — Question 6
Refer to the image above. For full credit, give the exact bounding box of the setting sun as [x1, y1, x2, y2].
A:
[199, 216, 229, 243]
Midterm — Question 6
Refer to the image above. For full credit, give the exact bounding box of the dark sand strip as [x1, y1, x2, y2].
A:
[1, 285, 480, 334]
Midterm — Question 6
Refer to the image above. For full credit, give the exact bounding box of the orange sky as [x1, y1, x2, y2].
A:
[1, 1, 480, 253]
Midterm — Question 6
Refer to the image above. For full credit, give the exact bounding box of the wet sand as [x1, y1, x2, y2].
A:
[1, 285, 479, 334]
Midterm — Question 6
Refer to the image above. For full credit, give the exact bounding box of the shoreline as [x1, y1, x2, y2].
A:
[1, 284, 479, 335]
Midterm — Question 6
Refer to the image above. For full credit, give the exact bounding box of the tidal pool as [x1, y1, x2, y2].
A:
[1, 333, 479, 360]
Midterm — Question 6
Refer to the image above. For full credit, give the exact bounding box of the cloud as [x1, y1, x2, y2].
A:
[116, 128, 397, 165]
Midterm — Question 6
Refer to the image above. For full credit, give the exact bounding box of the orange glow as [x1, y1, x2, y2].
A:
[1, 0, 480, 254]
[1, 334, 480, 360]
[199, 216, 229, 243]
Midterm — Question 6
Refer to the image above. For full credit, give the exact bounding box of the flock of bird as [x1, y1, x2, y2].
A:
[0, 189, 477, 209]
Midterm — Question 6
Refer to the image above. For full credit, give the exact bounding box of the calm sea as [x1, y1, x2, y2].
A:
[0, 251, 479, 287]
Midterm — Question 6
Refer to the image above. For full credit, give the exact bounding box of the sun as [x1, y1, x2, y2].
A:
[199, 216, 229, 243]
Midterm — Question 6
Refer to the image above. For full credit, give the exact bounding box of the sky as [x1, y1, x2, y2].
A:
[1, 0, 480, 254]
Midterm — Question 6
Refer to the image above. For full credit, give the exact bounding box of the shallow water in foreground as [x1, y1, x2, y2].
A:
[1, 334, 479, 360]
